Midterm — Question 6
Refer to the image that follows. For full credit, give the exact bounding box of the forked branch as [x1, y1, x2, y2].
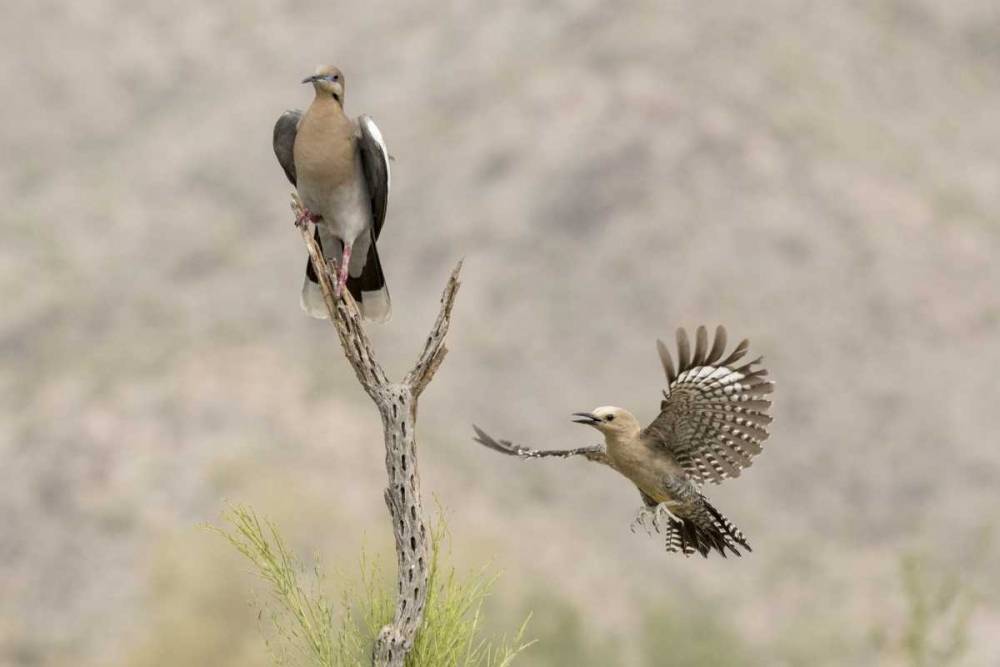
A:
[291, 194, 462, 667]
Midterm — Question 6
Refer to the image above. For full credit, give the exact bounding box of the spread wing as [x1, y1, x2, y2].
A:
[273, 109, 303, 185]
[642, 326, 774, 485]
[357, 115, 390, 240]
[471, 425, 611, 467]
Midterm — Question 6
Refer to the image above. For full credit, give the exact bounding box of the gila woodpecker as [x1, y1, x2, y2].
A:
[472, 325, 774, 558]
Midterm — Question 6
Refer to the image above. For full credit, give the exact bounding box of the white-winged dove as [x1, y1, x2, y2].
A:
[472, 326, 775, 558]
[273, 65, 392, 322]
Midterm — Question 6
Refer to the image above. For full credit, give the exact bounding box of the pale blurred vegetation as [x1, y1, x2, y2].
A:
[111, 511, 991, 667]
[872, 528, 993, 667]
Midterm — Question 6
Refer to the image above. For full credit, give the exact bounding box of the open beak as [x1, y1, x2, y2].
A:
[572, 412, 599, 425]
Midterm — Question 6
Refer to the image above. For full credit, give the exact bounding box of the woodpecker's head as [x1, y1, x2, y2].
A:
[303, 65, 345, 104]
[572, 406, 641, 438]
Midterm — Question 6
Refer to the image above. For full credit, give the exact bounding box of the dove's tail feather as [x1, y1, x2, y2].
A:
[349, 234, 391, 323]
[301, 229, 391, 323]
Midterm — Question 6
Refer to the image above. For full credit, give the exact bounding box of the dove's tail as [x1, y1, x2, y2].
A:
[301, 228, 391, 323]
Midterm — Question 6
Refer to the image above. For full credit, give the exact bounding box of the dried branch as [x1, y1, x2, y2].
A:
[404, 260, 463, 397]
[291, 194, 462, 667]
[293, 195, 387, 396]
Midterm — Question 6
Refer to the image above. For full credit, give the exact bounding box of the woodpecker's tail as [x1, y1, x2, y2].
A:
[664, 498, 751, 558]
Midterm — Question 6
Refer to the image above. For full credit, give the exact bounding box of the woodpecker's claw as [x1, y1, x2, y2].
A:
[631, 503, 681, 536]
[629, 512, 649, 535]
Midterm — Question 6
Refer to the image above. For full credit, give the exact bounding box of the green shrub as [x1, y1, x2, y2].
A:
[210, 503, 533, 667]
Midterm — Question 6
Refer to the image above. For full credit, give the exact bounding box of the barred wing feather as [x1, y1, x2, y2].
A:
[643, 326, 774, 485]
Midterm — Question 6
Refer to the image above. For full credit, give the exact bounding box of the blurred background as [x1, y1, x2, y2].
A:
[2, 0, 999, 665]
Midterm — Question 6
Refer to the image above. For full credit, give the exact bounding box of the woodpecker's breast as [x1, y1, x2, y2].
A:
[606, 436, 684, 504]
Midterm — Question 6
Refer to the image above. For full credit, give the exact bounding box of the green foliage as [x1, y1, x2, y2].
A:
[210, 503, 533, 667]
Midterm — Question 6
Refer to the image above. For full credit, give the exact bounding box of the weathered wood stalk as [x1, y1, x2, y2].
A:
[292, 195, 462, 667]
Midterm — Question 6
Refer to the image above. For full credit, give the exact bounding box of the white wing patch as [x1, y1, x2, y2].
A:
[359, 115, 390, 195]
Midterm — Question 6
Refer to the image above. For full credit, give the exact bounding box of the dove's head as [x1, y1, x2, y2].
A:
[572, 406, 641, 439]
[303, 65, 345, 104]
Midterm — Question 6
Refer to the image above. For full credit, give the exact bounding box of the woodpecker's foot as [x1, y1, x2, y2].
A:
[294, 208, 322, 229]
[630, 503, 681, 536]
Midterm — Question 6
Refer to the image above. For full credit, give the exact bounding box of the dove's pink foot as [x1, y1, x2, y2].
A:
[294, 208, 322, 229]
[334, 243, 353, 298]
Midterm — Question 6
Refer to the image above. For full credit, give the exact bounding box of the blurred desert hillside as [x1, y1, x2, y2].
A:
[2, 0, 999, 665]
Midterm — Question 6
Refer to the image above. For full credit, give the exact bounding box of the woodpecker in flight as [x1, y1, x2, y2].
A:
[472, 326, 775, 558]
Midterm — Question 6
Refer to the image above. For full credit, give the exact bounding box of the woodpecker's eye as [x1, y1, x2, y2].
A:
[606, 414, 615, 422]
